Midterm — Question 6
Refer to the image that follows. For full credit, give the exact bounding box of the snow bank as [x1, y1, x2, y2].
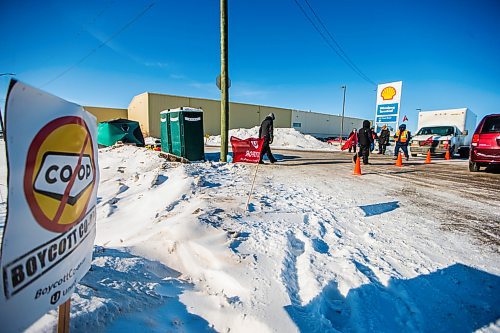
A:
[1, 143, 496, 332]
[206, 127, 340, 151]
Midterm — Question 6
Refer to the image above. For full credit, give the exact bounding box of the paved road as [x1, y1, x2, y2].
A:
[263, 149, 500, 251]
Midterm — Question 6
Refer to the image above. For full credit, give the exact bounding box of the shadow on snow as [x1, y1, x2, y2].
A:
[359, 201, 400, 217]
[285, 263, 500, 332]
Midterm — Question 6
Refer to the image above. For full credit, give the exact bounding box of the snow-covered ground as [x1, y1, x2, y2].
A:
[1, 136, 499, 332]
[206, 127, 340, 152]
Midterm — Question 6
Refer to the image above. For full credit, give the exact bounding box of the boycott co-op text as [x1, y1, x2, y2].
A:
[2, 208, 96, 299]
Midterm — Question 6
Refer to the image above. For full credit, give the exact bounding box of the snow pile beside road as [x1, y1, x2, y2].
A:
[4, 144, 496, 332]
[206, 127, 339, 151]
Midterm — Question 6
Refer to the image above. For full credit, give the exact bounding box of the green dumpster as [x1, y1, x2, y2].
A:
[165, 107, 205, 161]
[160, 110, 171, 153]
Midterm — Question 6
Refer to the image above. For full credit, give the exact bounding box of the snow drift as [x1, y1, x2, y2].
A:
[206, 127, 340, 151]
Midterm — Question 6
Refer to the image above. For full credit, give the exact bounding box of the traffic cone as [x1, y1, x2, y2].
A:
[353, 155, 362, 175]
[425, 150, 432, 164]
[445, 149, 451, 160]
[395, 153, 403, 167]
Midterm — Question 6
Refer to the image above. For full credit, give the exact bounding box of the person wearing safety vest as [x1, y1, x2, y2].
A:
[393, 123, 412, 160]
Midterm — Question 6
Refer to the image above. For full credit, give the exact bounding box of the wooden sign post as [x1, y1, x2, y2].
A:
[57, 299, 71, 333]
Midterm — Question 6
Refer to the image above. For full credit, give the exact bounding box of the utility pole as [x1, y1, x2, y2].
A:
[220, 0, 229, 162]
[340, 85, 346, 143]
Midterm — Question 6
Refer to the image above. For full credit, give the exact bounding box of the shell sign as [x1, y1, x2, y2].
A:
[374, 81, 403, 135]
[381, 86, 397, 101]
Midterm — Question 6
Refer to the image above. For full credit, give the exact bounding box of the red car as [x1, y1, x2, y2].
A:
[326, 137, 343, 144]
[469, 114, 500, 172]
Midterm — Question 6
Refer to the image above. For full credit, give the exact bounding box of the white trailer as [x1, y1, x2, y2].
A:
[410, 108, 477, 158]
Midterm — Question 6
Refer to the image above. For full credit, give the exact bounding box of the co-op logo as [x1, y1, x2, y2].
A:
[24, 116, 96, 233]
[34, 152, 93, 205]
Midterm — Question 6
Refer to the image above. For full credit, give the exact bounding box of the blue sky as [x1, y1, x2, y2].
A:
[1, 0, 499, 132]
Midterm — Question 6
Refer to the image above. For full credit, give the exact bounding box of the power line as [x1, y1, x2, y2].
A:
[302, 0, 375, 85]
[292, 0, 376, 86]
[41, 1, 156, 88]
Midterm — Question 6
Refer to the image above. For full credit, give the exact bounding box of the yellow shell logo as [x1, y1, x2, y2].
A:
[381, 86, 397, 100]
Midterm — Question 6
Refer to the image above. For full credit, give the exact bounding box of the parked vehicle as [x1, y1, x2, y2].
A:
[410, 108, 476, 158]
[469, 114, 500, 172]
[327, 137, 342, 144]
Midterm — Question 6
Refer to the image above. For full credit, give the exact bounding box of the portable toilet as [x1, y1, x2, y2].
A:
[160, 110, 171, 153]
[165, 107, 204, 161]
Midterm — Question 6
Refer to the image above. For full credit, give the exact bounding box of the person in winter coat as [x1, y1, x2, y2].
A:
[353, 120, 374, 165]
[370, 127, 378, 152]
[393, 123, 411, 160]
[378, 125, 390, 155]
[347, 128, 358, 153]
[259, 113, 277, 164]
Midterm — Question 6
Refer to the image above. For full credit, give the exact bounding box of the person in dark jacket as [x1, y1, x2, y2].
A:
[378, 125, 390, 154]
[393, 123, 411, 160]
[259, 113, 277, 164]
[353, 120, 374, 165]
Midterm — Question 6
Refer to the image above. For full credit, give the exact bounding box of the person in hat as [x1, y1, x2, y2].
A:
[378, 124, 390, 154]
[259, 113, 277, 164]
[393, 123, 411, 160]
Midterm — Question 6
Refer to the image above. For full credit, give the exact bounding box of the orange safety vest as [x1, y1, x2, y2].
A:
[395, 130, 409, 143]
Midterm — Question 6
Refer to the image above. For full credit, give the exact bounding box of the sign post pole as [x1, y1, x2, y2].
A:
[57, 299, 71, 333]
[246, 163, 260, 211]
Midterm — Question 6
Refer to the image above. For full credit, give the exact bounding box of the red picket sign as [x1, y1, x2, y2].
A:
[230, 136, 264, 163]
[341, 137, 353, 151]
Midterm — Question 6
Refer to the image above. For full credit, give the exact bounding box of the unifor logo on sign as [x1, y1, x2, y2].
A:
[23, 116, 97, 233]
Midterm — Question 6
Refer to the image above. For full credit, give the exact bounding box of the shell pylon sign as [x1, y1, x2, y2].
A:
[374, 81, 403, 134]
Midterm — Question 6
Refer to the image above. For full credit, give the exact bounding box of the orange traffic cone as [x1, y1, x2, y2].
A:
[425, 150, 432, 164]
[395, 153, 403, 167]
[445, 149, 451, 160]
[353, 155, 362, 175]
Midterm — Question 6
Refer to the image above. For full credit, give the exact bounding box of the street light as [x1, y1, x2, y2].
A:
[0, 73, 15, 77]
[340, 85, 347, 143]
